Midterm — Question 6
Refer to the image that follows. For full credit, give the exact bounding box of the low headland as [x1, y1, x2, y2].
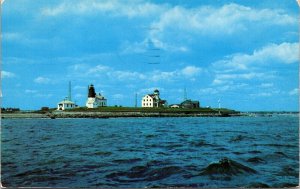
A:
[1, 107, 240, 119]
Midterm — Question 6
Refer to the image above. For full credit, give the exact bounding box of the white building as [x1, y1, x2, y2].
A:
[57, 81, 76, 110]
[57, 99, 76, 110]
[86, 94, 107, 108]
[141, 89, 167, 108]
[142, 94, 157, 107]
[86, 84, 107, 108]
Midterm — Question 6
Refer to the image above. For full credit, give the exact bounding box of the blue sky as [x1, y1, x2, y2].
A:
[1, 0, 299, 111]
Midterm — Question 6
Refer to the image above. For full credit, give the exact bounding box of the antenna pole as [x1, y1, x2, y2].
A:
[184, 87, 187, 101]
[135, 93, 137, 108]
[218, 99, 221, 115]
[68, 81, 72, 101]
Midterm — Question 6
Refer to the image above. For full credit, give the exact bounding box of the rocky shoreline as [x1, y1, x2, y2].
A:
[1, 111, 239, 119]
[1, 113, 49, 119]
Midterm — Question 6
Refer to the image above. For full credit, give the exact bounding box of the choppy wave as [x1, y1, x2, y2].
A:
[199, 158, 257, 175]
[1, 116, 299, 187]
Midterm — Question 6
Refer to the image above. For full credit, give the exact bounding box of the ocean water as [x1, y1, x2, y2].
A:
[1, 115, 299, 188]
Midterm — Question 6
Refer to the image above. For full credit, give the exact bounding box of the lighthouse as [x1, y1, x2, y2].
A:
[86, 84, 107, 108]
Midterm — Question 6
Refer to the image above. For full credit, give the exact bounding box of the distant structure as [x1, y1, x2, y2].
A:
[218, 99, 221, 114]
[135, 93, 137, 108]
[57, 81, 76, 110]
[141, 89, 168, 108]
[169, 104, 180, 108]
[86, 84, 107, 108]
[176, 87, 200, 109]
[184, 87, 187, 101]
[181, 99, 200, 109]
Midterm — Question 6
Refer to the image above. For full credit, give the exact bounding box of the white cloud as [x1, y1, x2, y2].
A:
[250, 89, 282, 98]
[121, 41, 148, 54]
[3, 57, 41, 65]
[69, 63, 117, 78]
[87, 65, 111, 74]
[71, 64, 89, 71]
[219, 83, 249, 91]
[220, 73, 265, 80]
[211, 42, 297, 86]
[121, 38, 189, 55]
[150, 70, 177, 82]
[70, 63, 203, 83]
[181, 66, 202, 77]
[260, 83, 274, 88]
[149, 66, 203, 81]
[212, 79, 229, 85]
[2, 32, 48, 45]
[40, 1, 297, 28]
[213, 42, 299, 71]
[252, 42, 298, 64]
[25, 89, 37, 94]
[41, 2, 295, 37]
[138, 87, 164, 94]
[41, 2, 68, 16]
[212, 72, 274, 86]
[199, 83, 249, 95]
[289, 88, 299, 96]
[2, 32, 22, 41]
[34, 76, 51, 84]
[41, 0, 165, 18]
[1, 71, 16, 78]
[199, 88, 218, 95]
[251, 92, 272, 97]
[151, 3, 296, 37]
[109, 71, 146, 80]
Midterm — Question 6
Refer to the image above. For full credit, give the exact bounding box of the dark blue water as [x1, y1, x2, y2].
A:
[1, 115, 299, 187]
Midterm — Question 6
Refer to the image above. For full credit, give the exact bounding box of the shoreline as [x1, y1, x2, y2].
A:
[1, 111, 239, 119]
[2, 111, 297, 119]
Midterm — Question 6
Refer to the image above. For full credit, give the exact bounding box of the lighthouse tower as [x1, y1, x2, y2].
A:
[88, 84, 96, 98]
[86, 84, 107, 108]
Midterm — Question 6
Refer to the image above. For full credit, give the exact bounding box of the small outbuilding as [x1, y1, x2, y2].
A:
[57, 81, 77, 111]
[181, 99, 200, 109]
[57, 99, 76, 110]
[170, 104, 180, 108]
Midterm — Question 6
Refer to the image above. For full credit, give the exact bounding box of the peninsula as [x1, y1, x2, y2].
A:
[1, 106, 240, 119]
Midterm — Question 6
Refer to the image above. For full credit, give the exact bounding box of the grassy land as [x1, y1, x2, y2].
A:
[62, 106, 238, 114]
[2, 107, 240, 118]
